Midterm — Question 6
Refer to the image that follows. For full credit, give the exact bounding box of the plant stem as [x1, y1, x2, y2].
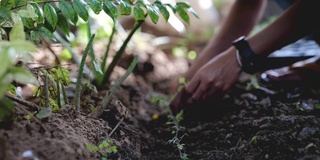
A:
[90, 55, 138, 118]
[54, 32, 93, 80]
[5, 93, 39, 111]
[61, 83, 68, 105]
[108, 117, 124, 137]
[87, 19, 99, 75]
[56, 81, 61, 108]
[101, 22, 116, 72]
[102, 21, 143, 84]
[44, 75, 50, 108]
[74, 34, 96, 111]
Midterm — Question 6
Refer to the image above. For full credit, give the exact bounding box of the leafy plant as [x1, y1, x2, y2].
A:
[250, 135, 258, 144]
[86, 139, 117, 159]
[0, 13, 39, 121]
[32, 66, 71, 118]
[0, 0, 199, 113]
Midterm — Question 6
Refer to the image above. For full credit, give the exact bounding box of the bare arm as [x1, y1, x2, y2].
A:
[184, 0, 267, 80]
[171, 0, 320, 114]
[249, 0, 320, 56]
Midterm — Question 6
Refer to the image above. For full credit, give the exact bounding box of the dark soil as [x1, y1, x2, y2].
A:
[1, 40, 320, 160]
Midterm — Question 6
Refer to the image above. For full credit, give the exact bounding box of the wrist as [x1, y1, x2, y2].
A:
[235, 49, 243, 68]
[232, 36, 263, 74]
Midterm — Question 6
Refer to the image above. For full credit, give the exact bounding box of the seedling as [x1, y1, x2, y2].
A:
[150, 76, 189, 160]
[250, 135, 258, 144]
[166, 109, 189, 160]
[86, 139, 117, 159]
[246, 75, 260, 90]
[295, 102, 304, 111]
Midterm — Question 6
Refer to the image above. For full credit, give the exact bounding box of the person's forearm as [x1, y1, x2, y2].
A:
[209, 0, 267, 53]
[184, 0, 267, 80]
[248, 0, 320, 56]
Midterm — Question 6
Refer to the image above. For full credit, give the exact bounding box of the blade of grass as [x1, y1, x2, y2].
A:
[74, 34, 96, 111]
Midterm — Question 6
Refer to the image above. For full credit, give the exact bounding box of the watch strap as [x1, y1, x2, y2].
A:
[232, 36, 262, 74]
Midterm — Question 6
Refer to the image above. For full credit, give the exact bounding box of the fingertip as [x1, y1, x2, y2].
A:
[185, 80, 199, 94]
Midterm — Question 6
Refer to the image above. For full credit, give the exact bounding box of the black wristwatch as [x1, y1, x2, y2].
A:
[232, 36, 262, 74]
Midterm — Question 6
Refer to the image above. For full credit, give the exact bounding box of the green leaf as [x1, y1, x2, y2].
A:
[186, 7, 199, 19]
[9, 17, 25, 41]
[36, 107, 52, 119]
[178, 77, 186, 84]
[176, 2, 190, 8]
[0, 51, 11, 78]
[8, 84, 16, 95]
[133, 5, 145, 21]
[0, 40, 36, 63]
[88, 0, 102, 14]
[31, 0, 45, 2]
[14, 0, 27, 7]
[165, 3, 176, 13]
[93, 60, 103, 75]
[30, 30, 41, 44]
[103, 1, 118, 20]
[39, 26, 56, 41]
[57, 14, 70, 36]
[59, 1, 78, 25]
[1, 0, 15, 9]
[10, 67, 39, 86]
[86, 144, 99, 151]
[9, 40, 38, 53]
[156, 3, 169, 22]
[50, 67, 71, 86]
[30, 3, 44, 24]
[44, 19, 54, 32]
[176, 2, 199, 19]
[0, 6, 11, 20]
[119, 0, 131, 15]
[49, 98, 59, 111]
[11, 12, 22, 23]
[147, 5, 159, 23]
[73, 0, 89, 21]
[44, 3, 58, 29]
[136, 0, 149, 5]
[18, 4, 38, 18]
[176, 5, 189, 24]
[21, 17, 35, 29]
[0, 98, 13, 122]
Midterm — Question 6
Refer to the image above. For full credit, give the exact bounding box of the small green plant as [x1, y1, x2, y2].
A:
[150, 77, 189, 160]
[246, 75, 260, 90]
[166, 110, 188, 160]
[295, 101, 304, 111]
[250, 135, 258, 144]
[86, 139, 117, 159]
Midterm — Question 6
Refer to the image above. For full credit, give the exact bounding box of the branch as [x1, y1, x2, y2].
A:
[5, 93, 39, 111]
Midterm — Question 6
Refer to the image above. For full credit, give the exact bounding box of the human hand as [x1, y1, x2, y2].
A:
[185, 48, 241, 102]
